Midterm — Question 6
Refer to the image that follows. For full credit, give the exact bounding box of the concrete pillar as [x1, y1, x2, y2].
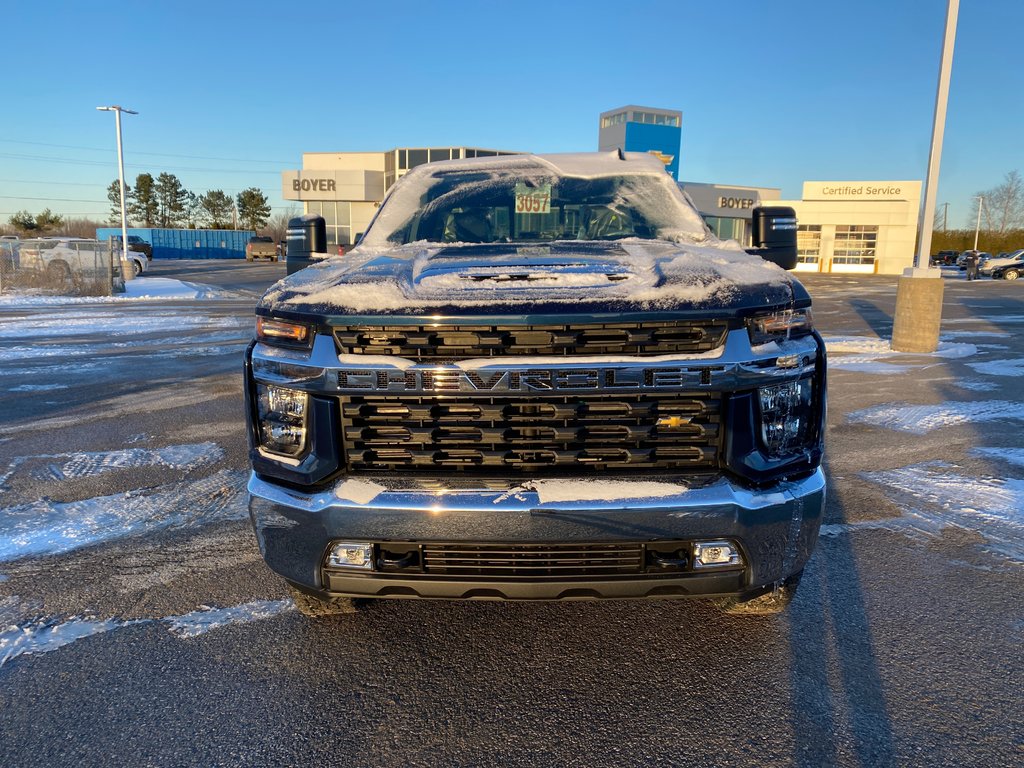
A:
[891, 267, 944, 352]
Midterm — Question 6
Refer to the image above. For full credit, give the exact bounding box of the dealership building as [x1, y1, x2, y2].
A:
[282, 147, 517, 248]
[281, 107, 922, 274]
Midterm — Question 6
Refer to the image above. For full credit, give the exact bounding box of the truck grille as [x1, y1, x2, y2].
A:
[333, 320, 730, 360]
[339, 393, 721, 473]
[421, 543, 645, 577]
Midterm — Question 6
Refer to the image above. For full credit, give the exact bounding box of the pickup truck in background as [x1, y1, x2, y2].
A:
[246, 236, 278, 262]
[111, 234, 153, 261]
[245, 151, 826, 619]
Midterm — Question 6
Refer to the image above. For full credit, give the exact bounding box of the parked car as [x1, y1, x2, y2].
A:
[110, 234, 153, 261]
[957, 250, 991, 270]
[18, 237, 146, 280]
[979, 248, 1024, 276]
[990, 252, 1024, 280]
[930, 249, 959, 266]
[246, 236, 278, 262]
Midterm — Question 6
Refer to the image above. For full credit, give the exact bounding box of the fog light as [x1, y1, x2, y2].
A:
[327, 542, 374, 570]
[693, 540, 742, 569]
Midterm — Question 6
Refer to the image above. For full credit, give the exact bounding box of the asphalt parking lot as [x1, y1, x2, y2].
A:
[0, 262, 1021, 767]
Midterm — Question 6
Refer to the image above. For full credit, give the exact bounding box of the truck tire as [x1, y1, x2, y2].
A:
[286, 582, 365, 617]
[715, 569, 803, 616]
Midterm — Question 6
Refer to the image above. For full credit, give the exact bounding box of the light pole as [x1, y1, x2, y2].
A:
[973, 195, 984, 250]
[941, 202, 949, 232]
[96, 105, 137, 266]
[892, 0, 958, 353]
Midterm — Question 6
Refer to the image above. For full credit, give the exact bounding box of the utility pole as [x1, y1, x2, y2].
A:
[96, 105, 138, 270]
[973, 195, 984, 250]
[941, 202, 949, 231]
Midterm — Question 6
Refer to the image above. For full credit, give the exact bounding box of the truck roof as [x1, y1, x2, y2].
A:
[415, 150, 670, 179]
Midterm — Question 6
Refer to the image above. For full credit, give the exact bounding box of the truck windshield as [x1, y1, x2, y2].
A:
[363, 169, 709, 247]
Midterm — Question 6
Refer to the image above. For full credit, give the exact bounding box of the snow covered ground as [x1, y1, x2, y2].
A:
[0, 277, 240, 306]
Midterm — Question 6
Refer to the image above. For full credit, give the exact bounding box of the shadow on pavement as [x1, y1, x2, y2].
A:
[786, 458, 896, 767]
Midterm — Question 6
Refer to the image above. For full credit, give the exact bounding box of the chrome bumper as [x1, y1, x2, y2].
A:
[248, 468, 825, 600]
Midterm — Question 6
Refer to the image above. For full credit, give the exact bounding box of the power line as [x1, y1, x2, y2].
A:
[0, 178, 105, 187]
[0, 195, 107, 203]
[0, 139, 294, 164]
[0, 178, 283, 196]
[0, 152, 282, 175]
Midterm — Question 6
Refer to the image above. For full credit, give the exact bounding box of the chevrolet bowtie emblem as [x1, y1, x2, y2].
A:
[656, 416, 692, 429]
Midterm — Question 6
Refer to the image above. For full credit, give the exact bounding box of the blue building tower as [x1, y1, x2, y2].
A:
[598, 105, 682, 180]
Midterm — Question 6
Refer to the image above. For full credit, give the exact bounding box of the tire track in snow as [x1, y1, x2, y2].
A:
[0, 598, 294, 668]
[846, 401, 1024, 434]
[824, 461, 1024, 565]
[0, 469, 248, 563]
[0, 442, 223, 488]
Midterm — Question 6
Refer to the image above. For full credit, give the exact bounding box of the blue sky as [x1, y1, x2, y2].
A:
[3, 0, 1021, 229]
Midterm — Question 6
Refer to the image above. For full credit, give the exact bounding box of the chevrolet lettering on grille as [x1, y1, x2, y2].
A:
[336, 366, 727, 393]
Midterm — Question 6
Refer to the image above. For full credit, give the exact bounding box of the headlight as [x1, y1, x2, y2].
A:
[758, 378, 815, 458]
[747, 309, 813, 346]
[256, 384, 308, 457]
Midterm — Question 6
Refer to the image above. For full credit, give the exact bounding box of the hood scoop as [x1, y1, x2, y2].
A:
[412, 243, 645, 292]
[455, 266, 633, 284]
[416, 262, 635, 291]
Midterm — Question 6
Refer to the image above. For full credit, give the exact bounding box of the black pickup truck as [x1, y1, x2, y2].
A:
[244, 152, 827, 617]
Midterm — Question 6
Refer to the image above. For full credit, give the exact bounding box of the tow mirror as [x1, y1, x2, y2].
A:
[746, 206, 798, 270]
[286, 214, 328, 276]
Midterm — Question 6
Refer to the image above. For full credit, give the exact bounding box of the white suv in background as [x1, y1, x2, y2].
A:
[980, 248, 1024, 276]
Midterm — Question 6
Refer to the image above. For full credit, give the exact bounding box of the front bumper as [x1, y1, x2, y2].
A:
[248, 468, 825, 601]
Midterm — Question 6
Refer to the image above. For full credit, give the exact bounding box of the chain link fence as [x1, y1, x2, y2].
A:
[0, 239, 126, 296]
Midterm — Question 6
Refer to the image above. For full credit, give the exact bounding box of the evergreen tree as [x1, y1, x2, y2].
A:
[130, 173, 158, 226]
[34, 209, 64, 233]
[107, 179, 133, 225]
[236, 187, 271, 231]
[199, 190, 235, 229]
[8, 210, 37, 233]
[154, 172, 190, 227]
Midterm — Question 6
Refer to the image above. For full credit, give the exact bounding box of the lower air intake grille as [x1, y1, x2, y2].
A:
[339, 392, 721, 473]
[422, 542, 645, 578]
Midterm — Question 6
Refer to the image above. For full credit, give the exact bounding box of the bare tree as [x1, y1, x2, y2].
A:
[264, 207, 301, 242]
[975, 170, 1024, 233]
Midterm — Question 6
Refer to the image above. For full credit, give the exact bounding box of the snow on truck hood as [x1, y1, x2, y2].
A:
[259, 239, 796, 316]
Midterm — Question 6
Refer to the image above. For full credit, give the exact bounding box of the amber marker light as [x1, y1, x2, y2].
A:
[256, 317, 310, 345]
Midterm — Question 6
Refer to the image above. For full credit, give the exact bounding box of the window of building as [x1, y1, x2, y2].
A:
[833, 225, 877, 263]
[398, 149, 408, 170]
[601, 112, 627, 128]
[408, 149, 428, 168]
[630, 111, 679, 127]
[429, 148, 451, 162]
[702, 215, 748, 245]
[797, 225, 821, 262]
